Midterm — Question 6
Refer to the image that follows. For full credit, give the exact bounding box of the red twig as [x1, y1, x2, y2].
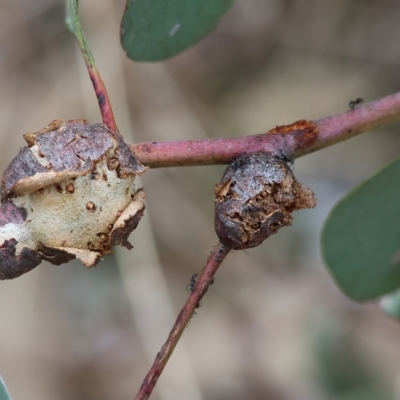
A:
[130, 91, 400, 168]
[88, 68, 119, 134]
[134, 243, 231, 400]
[66, 0, 119, 134]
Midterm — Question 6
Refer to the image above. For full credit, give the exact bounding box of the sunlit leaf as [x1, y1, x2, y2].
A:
[121, 0, 235, 61]
[321, 157, 400, 300]
[0, 376, 12, 400]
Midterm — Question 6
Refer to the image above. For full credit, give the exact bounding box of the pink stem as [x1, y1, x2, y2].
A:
[88, 68, 119, 134]
[134, 243, 231, 400]
[130, 91, 400, 168]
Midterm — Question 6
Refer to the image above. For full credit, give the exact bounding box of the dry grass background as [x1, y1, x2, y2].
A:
[1, 0, 400, 399]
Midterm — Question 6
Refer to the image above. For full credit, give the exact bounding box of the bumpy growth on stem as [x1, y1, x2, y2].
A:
[0, 120, 147, 279]
[135, 155, 316, 399]
[214, 154, 317, 249]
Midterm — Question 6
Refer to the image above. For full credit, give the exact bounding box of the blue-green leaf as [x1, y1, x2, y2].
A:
[121, 0, 235, 61]
[0, 376, 12, 400]
[321, 157, 400, 300]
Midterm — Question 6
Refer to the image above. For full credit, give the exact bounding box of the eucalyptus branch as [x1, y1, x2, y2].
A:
[130, 91, 400, 168]
[134, 243, 231, 400]
[65, 0, 118, 133]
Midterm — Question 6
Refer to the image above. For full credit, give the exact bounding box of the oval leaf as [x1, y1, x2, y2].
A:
[321, 157, 400, 301]
[0, 376, 12, 400]
[121, 0, 235, 61]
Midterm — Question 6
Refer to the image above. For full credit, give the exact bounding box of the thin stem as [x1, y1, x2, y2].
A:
[130, 91, 400, 168]
[66, 0, 118, 133]
[134, 243, 231, 400]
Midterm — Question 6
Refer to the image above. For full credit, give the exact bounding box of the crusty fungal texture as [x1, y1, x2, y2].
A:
[0, 120, 147, 279]
[214, 154, 316, 250]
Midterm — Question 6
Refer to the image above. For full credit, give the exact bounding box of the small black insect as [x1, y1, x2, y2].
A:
[277, 154, 294, 166]
[215, 246, 225, 263]
[187, 273, 198, 294]
[349, 97, 364, 109]
[274, 154, 294, 172]
[187, 273, 214, 309]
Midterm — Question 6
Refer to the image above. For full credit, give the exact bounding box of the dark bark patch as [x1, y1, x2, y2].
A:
[0, 239, 42, 280]
[39, 243, 77, 265]
[115, 136, 148, 176]
[35, 121, 114, 171]
[1, 147, 48, 199]
[0, 202, 27, 226]
[111, 190, 146, 250]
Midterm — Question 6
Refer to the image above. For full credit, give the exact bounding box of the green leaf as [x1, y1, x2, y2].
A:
[321, 157, 400, 301]
[333, 385, 390, 400]
[65, 0, 77, 33]
[65, 0, 96, 68]
[121, 0, 235, 61]
[0, 376, 12, 400]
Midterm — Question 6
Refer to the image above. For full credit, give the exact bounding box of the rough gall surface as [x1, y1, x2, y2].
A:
[0, 120, 147, 279]
[214, 154, 316, 249]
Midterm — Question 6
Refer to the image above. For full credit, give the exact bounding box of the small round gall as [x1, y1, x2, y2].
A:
[98, 232, 108, 242]
[107, 158, 120, 171]
[86, 201, 96, 211]
[66, 183, 75, 194]
[117, 170, 128, 179]
[214, 154, 317, 250]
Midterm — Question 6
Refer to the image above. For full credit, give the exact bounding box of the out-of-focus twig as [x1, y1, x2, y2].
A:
[134, 243, 231, 400]
[130, 91, 400, 168]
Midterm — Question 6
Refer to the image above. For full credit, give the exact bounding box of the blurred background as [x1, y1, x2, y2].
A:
[1, 0, 400, 399]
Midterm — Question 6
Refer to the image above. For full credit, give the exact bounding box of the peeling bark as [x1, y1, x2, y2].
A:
[214, 154, 316, 249]
[0, 120, 147, 280]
